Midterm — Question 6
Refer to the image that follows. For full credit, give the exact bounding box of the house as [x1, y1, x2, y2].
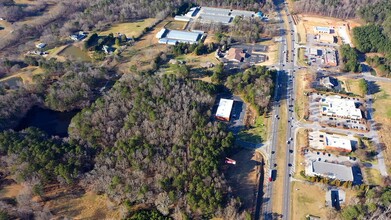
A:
[306, 160, 354, 181]
[215, 98, 234, 121]
[324, 49, 337, 67]
[320, 76, 338, 89]
[226, 48, 246, 62]
[35, 43, 46, 49]
[70, 31, 86, 41]
[200, 62, 214, 68]
[156, 28, 202, 45]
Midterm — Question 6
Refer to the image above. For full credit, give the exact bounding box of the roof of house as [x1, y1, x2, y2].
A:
[325, 134, 352, 151]
[199, 14, 232, 24]
[226, 48, 246, 61]
[216, 99, 234, 119]
[311, 161, 354, 181]
[321, 76, 338, 87]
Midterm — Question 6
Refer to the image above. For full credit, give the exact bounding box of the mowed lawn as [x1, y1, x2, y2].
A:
[373, 81, 391, 172]
[291, 181, 328, 220]
[99, 18, 156, 38]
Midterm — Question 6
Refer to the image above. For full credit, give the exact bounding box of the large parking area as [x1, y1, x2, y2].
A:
[308, 93, 369, 131]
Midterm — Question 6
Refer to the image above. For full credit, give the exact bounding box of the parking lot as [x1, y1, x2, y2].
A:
[308, 93, 369, 131]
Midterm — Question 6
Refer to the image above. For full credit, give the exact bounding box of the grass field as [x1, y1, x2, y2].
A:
[298, 48, 307, 66]
[363, 167, 383, 186]
[343, 78, 364, 97]
[58, 45, 91, 62]
[238, 116, 268, 144]
[291, 181, 328, 220]
[271, 99, 288, 215]
[373, 81, 391, 172]
[164, 20, 187, 30]
[294, 128, 308, 181]
[99, 18, 156, 38]
[296, 21, 307, 45]
[295, 70, 312, 120]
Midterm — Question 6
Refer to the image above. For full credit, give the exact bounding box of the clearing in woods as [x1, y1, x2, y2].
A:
[225, 149, 262, 212]
[99, 18, 157, 39]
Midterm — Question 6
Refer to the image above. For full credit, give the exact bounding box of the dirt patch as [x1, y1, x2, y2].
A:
[0, 180, 23, 199]
[225, 149, 262, 212]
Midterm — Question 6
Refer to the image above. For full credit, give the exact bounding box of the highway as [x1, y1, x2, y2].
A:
[261, 1, 299, 219]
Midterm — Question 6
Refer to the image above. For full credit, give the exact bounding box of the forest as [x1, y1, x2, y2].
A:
[353, 1, 391, 77]
[339, 44, 360, 73]
[226, 66, 275, 114]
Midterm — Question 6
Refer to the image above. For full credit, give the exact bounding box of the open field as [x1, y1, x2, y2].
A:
[294, 128, 308, 181]
[0, 180, 23, 199]
[363, 167, 383, 186]
[0, 66, 44, 85]
[296, 21, 307, 45]
[255, 40, 278, 66]
[298, 48, 307, 66]
[238, 115, 268, 144]
[58, 45, 91, 62]
[341, 77, 364, 97]
[99, 18, 156, 38]
[290, 181, 328, 220]
[372, 81, 391, 172]
[164, 20, 187, 30]
[294, 69, 312, 120]
[0, 20, 13, 39]
[47, 190, 120, 219]
[271, 100, 288, 215]
[225, 149, 261, 211]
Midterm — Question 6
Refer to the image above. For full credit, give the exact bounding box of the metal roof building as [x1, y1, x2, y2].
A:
[166, 30, 201, 43]
[201, 7, 231, 16]
[231, 10, 254, 17]
[307, 161, 354, 181]
[156, 29, 202, 45]
[216, 98, 234, 121]
[174, 15, 191, 22]
[199, 14, 232, 24]
[156, 28, 168, 39]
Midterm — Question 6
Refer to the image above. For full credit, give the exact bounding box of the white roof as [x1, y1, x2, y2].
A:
[201, 7, 231, 16]
[216, 99, 234, 119]
[199, 14, 232, 24]
[155, 28, 167, 39]
[320, 96, 362, 119]
[174, 16, 191, 21]
[166, 30, 201, 43]
[311, 161, 353, 181]
[230, 10, 254, 17]
[325, 135, 352, 151]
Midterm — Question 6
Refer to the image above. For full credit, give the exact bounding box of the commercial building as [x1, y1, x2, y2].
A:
[325, 134, 353, 152]
[156, 28, 202, 45]
[314, 26, 334, 34]
[225, 48, 246, 62]
[197, 6, 254, 25]
[324, 49, 337, 66]
[320, 95, 362, 120]
[215, 98, 234, 121]
[308, 131, 354, 152]
[306, 160, 354, 181]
